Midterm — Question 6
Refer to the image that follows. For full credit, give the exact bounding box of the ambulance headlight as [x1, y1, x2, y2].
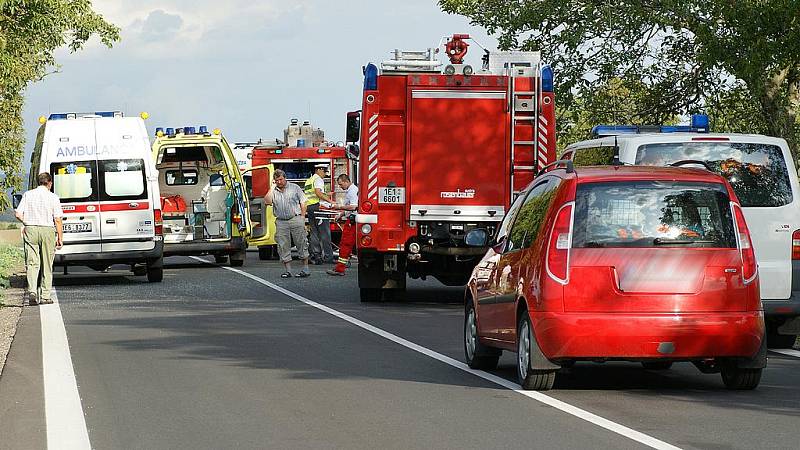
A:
[361, 224, 372, 234]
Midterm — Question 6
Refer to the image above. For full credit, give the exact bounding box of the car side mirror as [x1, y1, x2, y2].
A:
[465, 229, 489, 247]
[12, 194, 22, 209]
[346, 111, 361, 143]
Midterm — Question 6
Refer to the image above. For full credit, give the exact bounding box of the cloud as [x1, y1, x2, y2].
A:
[136, 10, 184, 43]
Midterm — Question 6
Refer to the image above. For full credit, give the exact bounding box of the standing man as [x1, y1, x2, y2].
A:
[265, 169, 311, 278]
[304, 163, 334, 265]
[15, 172, 64, 305]
[327, 174, 358, 276]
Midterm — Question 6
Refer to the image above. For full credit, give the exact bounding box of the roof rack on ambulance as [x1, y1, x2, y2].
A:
[591, 114, 710, 138]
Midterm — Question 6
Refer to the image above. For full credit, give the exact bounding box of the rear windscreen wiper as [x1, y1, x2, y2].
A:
[653, 238, 714, 245]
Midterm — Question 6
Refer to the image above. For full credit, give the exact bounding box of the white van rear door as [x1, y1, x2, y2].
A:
[94, 118, 156, 253]
[47, 119, 102, 255]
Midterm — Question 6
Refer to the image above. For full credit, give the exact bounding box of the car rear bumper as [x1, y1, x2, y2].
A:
[532, 311, 764, 360]
[55, 241, 163, 265]
[163, 238, 245, 256]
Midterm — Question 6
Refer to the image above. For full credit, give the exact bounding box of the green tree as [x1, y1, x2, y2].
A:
[439, 0, 800, 154]
[0, 0, 119, 209]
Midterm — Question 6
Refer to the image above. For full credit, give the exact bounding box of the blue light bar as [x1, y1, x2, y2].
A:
[95, 111, 122, 118]
[176, 127, 184, 134]
[184, 126, 196, 134]
[541, 65, 554, 92]
[155, 127, 164, 135]
[691, 114, 709, 131]
[363, 63, 378, 91]
[166, 128, 175, 135]
[199, 125, 208, 134]
[48, 113, 69, 120]
[591, 125, 639, 137]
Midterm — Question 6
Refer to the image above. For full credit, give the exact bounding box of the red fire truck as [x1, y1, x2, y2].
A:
[348, 34, 557, 302]
[250, 120, 356, 259]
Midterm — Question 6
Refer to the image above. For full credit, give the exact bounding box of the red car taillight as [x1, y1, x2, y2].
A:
[154, 209, 163, 235]
[546, 203, 573, 284]
[793, 229, 800, 260]
[732, 204, 757, 283]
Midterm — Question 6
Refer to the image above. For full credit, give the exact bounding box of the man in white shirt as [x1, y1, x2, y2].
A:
[327, 174, 358, 276]
[15, 172, 64, 305]
[265, 169, 311, 278]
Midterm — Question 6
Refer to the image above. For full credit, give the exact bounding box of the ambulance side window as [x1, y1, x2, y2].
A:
[50, 161, 97, 202]
[99, 159, 147, 201]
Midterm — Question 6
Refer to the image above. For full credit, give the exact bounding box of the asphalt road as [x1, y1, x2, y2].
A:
[1, 252, 798, 450]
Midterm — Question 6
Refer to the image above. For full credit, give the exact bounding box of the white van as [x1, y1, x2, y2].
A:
[21, 112, 164, 282]
[561, 117, 800, 348]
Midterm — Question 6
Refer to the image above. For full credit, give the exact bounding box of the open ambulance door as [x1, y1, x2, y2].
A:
[242, 164, 275, 241]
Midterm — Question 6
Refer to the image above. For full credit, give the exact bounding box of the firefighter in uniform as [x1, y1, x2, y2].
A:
[304, 164, 334, 264]
[327, 174, 358, 276]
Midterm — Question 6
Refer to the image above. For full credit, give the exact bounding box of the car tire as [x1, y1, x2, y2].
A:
[641, 361, 673, 370]
[214, 255, 228, 264]
[147, 267, 163, 283]
[464, 301, 500, 370]
[360, 288, 382, 303]
[721, 366, 762, 390]
[517, 314, 556, 391]
[767, 330, 797, 349]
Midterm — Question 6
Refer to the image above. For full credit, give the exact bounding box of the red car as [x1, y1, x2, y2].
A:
[464, 163, 766, 390]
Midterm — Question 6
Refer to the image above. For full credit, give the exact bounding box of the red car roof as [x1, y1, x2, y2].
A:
[571, 165, 728, 184]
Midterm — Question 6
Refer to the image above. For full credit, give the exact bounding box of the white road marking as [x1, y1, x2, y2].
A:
[40, 289, 92, 449]
[191, 256, 681, 450]
[770, 349, 800, 358]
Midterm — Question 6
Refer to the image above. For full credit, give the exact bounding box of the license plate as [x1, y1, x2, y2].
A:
[63, 222, 92, 233]
[379, 187, 405, 204]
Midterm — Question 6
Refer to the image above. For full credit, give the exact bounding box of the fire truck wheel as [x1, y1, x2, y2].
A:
[214, 255, 228, 264]
[360, 288, 382, 303]
[147, 267, 163, 283]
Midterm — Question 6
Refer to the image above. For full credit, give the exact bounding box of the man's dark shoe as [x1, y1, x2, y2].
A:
[26, 292, 38, 306]
[326, 269, 345, 276]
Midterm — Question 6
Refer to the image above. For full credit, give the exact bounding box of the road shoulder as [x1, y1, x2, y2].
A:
[1, 274, 26, 376]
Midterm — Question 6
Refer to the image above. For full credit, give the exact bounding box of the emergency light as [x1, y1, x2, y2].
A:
[95, 111, 123, 118]
[591, 114, 711, 138]
[166, 128, 175, 136]
[185, 126, 196, 134]
[363, 63, 378, 90]
[155, 127, 164, 135]
[541, 65, 554, 92]
[199, 126, 208, 134]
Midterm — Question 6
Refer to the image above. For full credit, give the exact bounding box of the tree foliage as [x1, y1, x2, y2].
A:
[439, 0, 800, 153]
[0, 0, 119, 209]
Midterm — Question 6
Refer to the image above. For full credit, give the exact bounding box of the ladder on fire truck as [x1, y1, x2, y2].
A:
[504, 53, 543, 199]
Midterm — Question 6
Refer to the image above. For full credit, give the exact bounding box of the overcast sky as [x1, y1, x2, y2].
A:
[22, 0, 497, 157]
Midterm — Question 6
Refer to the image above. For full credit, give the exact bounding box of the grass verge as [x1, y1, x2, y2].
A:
[0, 244, 24, 306]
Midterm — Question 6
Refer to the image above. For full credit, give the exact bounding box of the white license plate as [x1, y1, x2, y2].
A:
[379, 187, 405, 204]
[63, 222, 92, 233]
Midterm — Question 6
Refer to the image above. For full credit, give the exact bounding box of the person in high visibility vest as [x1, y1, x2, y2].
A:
[327, 174, 358, 276]
[304, 163, 334, 264]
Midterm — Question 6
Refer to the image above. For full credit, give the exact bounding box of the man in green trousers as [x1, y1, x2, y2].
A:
[15, 172, 64, 305]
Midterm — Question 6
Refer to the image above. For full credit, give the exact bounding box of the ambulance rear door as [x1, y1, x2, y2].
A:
[94, 117, 157, 253]
[46, 119, 102, 255]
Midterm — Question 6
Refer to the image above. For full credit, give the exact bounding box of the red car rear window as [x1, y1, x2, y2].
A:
[572, 181, 736, 248]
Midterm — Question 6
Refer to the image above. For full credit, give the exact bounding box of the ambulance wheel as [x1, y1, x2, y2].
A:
[360, 288, 382, 303]
[230, 251, 245, 267]
[147, 267, 163, 283]
[214, 255, 228, 264]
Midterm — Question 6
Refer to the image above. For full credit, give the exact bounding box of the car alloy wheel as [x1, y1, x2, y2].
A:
[518, 319, 531, 381]
[465, 307, 478, 361]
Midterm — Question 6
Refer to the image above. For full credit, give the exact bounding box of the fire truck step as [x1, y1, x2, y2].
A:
[513, 116, 537, 121]
[513, 91, 536, 96]
[513, 141, 536, 145]
[514, 165, 537, 170]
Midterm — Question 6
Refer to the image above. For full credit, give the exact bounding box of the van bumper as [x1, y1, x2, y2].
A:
[532, 311, 765, 360]
[54, 241, 163, 266]
[163, 238, 246, 257]
[762, 293, 800, 317]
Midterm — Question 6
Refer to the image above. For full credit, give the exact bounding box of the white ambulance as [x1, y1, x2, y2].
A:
[560, 115, 800, 348]
[21, 111, 164, 282]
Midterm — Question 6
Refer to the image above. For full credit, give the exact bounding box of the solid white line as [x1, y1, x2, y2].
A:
[40, 290, 92, 450]
[770, 349, 800, 358]
[191, 257, 681, 450]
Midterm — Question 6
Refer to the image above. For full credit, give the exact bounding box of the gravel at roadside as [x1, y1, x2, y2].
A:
[0, 275, 25, 377]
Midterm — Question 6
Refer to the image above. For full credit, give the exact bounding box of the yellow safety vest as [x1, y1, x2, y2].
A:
[304, 174, 321, 206]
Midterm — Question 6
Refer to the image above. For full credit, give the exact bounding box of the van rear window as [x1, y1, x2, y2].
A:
[51, 161, 97, 202]
[635, 142, 792, 207]
[573, 181, 736, 248]
[100, 159, 147, 201]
